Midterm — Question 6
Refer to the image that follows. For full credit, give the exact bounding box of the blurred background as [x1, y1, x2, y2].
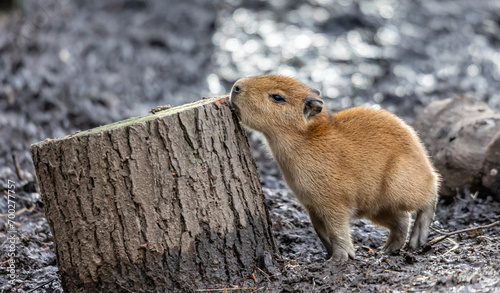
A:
[2, 0, 500, 177]
[1, 0, 500, 290]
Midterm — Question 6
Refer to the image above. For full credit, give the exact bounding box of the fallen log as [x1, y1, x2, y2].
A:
[31, 97, 277, 292]
[413, 95, 500, 200]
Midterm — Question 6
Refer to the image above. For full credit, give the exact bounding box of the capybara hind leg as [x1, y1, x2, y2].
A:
[383, 211, 411, 253]
[409, 200, 436, 249]
[372, 210, 411, 253]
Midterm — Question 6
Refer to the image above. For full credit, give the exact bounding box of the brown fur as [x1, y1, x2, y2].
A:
[230, 75, 440, 261]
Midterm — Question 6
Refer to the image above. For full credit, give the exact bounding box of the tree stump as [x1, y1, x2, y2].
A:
[413, 95, 500, 200]
[31, 97, 277, 292]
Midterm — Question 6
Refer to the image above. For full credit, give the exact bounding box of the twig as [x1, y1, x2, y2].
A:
[426, 221, 500, 248]
[442, 238, 459, 255]
[0, 203, 36, 217]
[26, 277, 58, 293]
[195, 288, 257, 292]
[116, 282, 135, 293]
[0, 257, 13, 266]
[254, 266, 271, 282]
[477, 235, 494, 243]
[251, 272, 257, 283]
[12, 153, 26, 181]
[432, 221, 500, 236]
[251, 287, 265, 293]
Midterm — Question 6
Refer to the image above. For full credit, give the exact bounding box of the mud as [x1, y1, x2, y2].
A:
[1, 0, 500, 292]
[261, 182, 500, 292]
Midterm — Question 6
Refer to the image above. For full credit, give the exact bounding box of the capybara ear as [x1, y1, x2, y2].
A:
[303, 95, 323, 120]
[310, 88, 321, 96]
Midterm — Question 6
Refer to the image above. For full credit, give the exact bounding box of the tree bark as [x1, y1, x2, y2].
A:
[413, 95, 500, 200]
[31, 97, 277, 292]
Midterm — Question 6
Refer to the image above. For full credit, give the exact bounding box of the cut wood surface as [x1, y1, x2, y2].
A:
[413, 95, 500, 199]
[31, 97, 277, 292]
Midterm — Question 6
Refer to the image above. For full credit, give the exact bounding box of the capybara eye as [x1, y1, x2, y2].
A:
[269, 94, 285, 103]
[233, 85, 241, 93]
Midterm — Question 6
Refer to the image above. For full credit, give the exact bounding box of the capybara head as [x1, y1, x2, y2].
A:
[229, 75, 324, 136]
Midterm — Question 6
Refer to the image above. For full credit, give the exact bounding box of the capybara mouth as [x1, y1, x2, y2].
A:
[228, 94, 240, 116]
[229, 101, 240, 117]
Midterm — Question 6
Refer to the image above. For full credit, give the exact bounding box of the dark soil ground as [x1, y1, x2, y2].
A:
[1, 0, 499, 292]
